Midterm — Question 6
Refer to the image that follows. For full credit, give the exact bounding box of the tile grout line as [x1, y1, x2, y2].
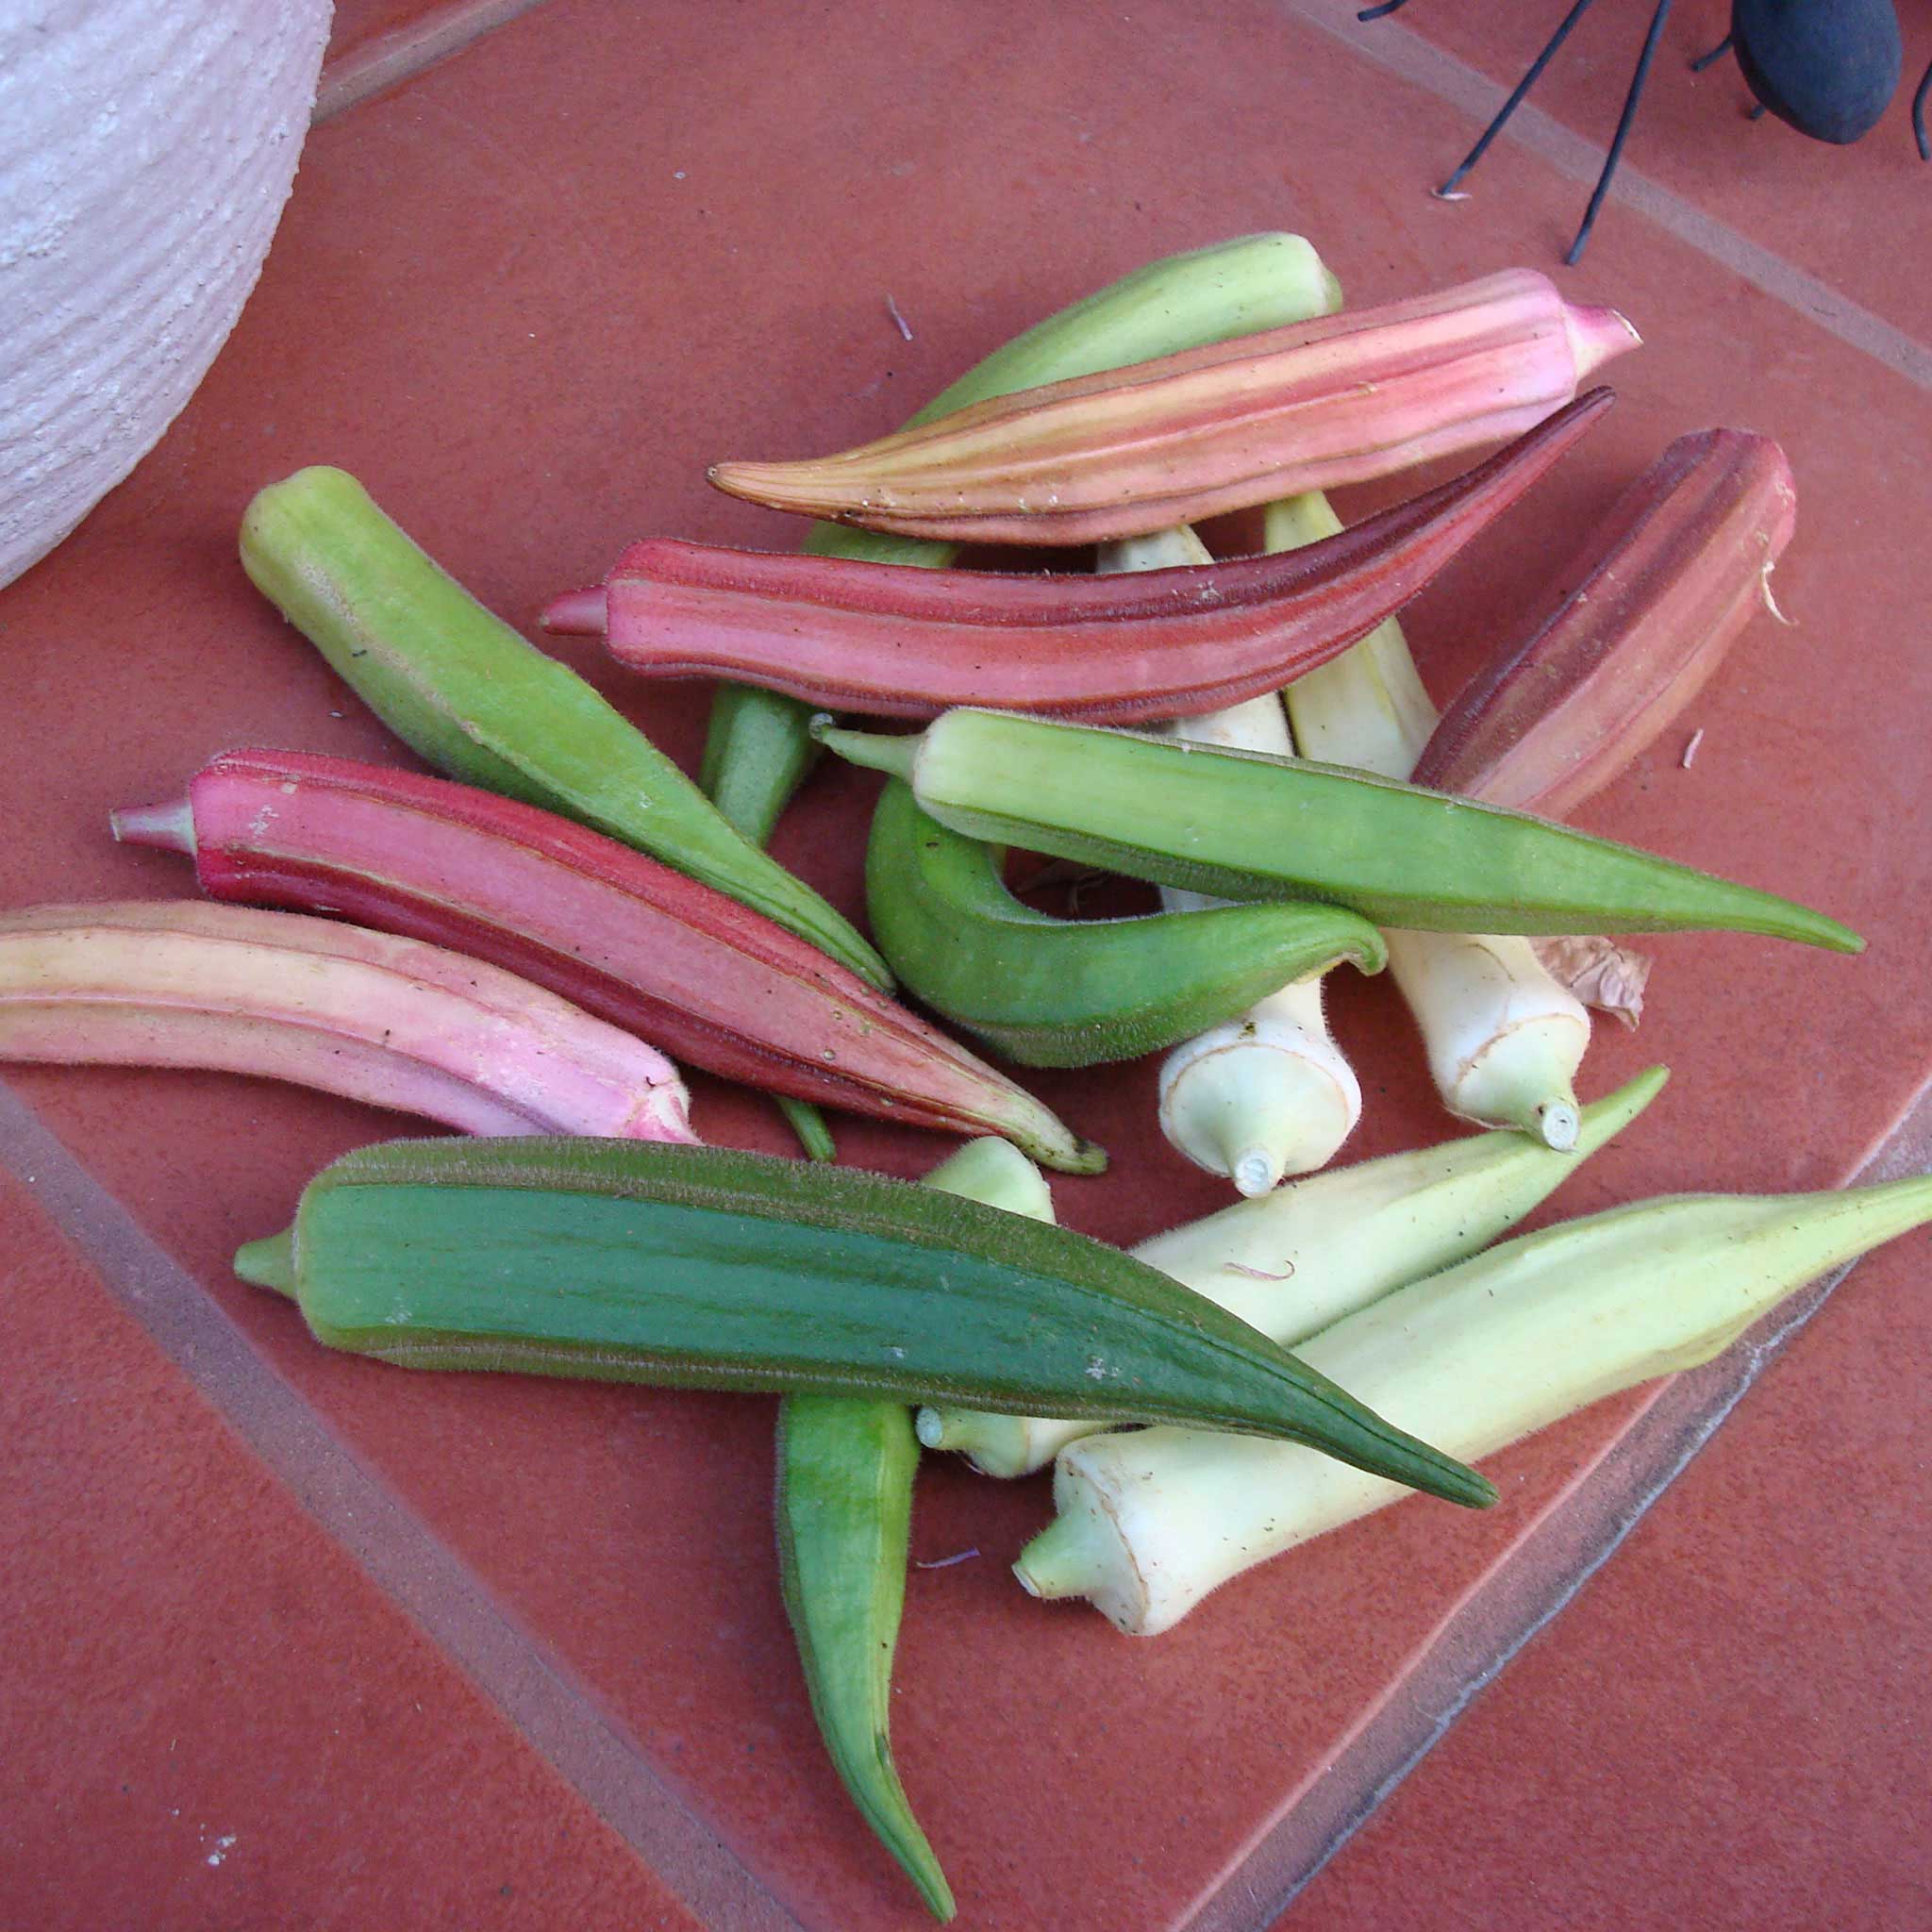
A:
[313, 0, 556, 124]
[0, 1077, 808, 1932]
[1282, 0, 1932, 391]
[1185, 1067, 1932, 1932]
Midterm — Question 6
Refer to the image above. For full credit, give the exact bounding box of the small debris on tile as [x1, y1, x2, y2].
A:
[1681, 726, 1705, 769]
[914, 1547, 980, 1570]
[885, 292, 915, 342]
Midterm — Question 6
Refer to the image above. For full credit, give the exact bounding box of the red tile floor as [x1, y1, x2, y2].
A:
[3, 2, 1927, 1926]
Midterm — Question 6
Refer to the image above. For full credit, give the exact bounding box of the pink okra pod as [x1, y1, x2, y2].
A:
[1412, 428, 1798, 817]
[0, 900, 695, 1141]
[550, 391, 1614, 725]
[708, 268, 1639, 545]
[112, 751, 1106, 1174]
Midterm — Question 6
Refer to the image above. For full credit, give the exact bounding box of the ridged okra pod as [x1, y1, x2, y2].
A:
[236, 1138, 1494, 1506]
[1018, 1170, 1932, 1634]
[918, 1067, 1666, 1477]
[114, 748, 1103, 1174]
[863, 778, 1385, 1069]
[575, 388, 1609, 725]
[776, 1139, 1054, 1923]
[0, 901, 695, 1141]
[709, 268, 1638, 545]
[238, 466, 890, 991]
[815, 709, 1862, 952]
[701, 232, 1343, 843]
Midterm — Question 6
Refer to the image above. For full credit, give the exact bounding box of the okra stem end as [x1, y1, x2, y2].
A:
[234, 1229, 297, 1297]
[1012, 1508, 1117, 1604]
[1566, 302, 1643, 378]
[109, 797, 197, 856]
[912, 1405, 1041, 1477]
[810, 716, 923, 785]
[539, 585, 608, 636]
[1233, 1147, 1285, 1198]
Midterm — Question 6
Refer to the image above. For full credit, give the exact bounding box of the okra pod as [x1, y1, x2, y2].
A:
[700, 232, 1345, 843]
[572, 389, 1607, 725]
[777, 1139, 1053, 1923]
[918, 1067, 1666, 1476]
[236, 1138, 1495, 1507]
[1411, 428, 1798, 819]
[709, 269, 1638, 545]
[0, 901, 694, 1141]
[238, 466, 891, 991]
[113, 749, 1103, 1173]
[862, 778, 1385, 1069]
[1018, 1170, 1932, 1634]
[815, 709, 1862, 952]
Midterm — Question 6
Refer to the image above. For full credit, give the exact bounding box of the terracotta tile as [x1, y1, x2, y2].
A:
[0, 1165, 705, 1932]
[1282, 1223, 1932, 1932]
[0, 0, 1926, 1926]
[1362, 0, 1932, 335]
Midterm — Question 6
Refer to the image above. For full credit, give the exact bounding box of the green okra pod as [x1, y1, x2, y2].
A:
[816, 709, 1862, 953]
[703, 233, 1341, 842]
[776, 1139, 1053, 1923]
[866, 779, 1386, 1068]
[234, 1137, 1494, 1507]
[239, 466, 890, 991]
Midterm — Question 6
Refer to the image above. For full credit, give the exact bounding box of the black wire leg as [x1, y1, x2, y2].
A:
[1436, 0, 1600, 197]
[1357, 0, 1413, 21]
[1565, 0, 1673, 265]
[1688, 31, 1732, 74]
[1914, 53, 1929, 161]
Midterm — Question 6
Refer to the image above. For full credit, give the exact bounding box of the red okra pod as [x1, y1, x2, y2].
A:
[555, 392, 1615, 726]
[708, 268, 1639, 546]
[1412, 428, 1798, 817]
[112, 751, 1105, 1174]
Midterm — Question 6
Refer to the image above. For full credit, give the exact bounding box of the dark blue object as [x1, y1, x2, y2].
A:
[1730, 0, 1902, 143]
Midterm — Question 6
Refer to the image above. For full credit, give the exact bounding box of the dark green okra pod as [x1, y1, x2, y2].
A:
[775, 1140, 1051, 1922]
[234, 1136, 1493, 1506]
[866, 779, 1386, 1068]
[701, 232, 1342, 843]
[239, 466, 891, 992]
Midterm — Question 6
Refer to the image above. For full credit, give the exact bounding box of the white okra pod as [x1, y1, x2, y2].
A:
[1273, 491, 1591, 1148]
[1016, 1170, 1932, 1634]
[916, 1066, 1666, 1476]
[1095, 524, 1360, 1195]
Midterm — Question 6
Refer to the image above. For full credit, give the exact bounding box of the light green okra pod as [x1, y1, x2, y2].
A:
[816, 709, 1863, 953]
[240, 466, 890, 992]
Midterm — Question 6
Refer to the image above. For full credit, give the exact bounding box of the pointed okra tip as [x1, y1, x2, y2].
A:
[233, 1228, 298, 1298]
[1571, 1065, 1670, 1158]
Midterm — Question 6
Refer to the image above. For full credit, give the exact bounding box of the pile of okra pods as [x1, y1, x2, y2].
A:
[8, 235, 1922, 1924]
